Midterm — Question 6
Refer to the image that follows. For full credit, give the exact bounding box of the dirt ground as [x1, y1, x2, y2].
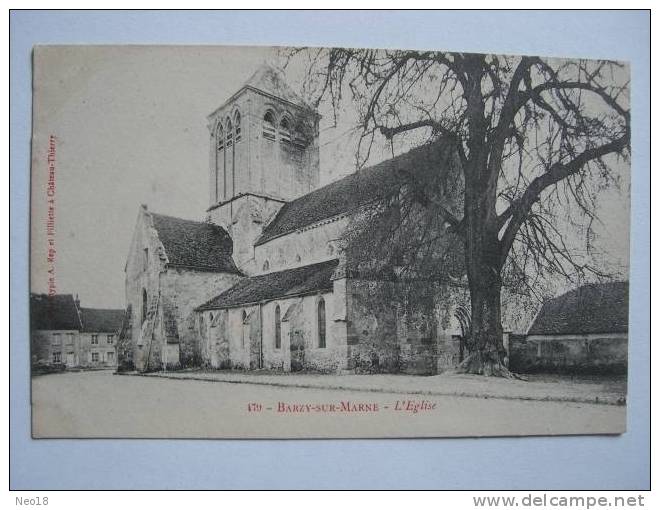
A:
[31, 370, 626, 438]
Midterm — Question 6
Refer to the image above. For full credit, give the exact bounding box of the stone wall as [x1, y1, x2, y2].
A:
[160, 267, 242, 368]
[198, 287, 348, 373]
[509, 333, 628, 374]
[253, 216, 347, 274]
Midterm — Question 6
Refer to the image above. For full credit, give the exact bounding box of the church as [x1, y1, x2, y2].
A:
[119, 64, 468, 375]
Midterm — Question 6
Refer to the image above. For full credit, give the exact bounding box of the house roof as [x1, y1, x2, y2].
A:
[197, 259, 339, 310]
[242, 63, 312, 110]
[80, 308, 125, 333]
[30, 294, 82, 331]
[150, 212, 241, 274]
[528, 281, 629, 336]
[255, 140, 454, 246]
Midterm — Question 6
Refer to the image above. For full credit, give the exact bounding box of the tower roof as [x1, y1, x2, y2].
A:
[242, 63, 311, 110]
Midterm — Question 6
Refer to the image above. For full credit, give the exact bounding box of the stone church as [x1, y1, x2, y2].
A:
[120, 64, 468, 375]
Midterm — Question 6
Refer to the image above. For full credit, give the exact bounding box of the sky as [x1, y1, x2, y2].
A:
[30, 45, 631, 309]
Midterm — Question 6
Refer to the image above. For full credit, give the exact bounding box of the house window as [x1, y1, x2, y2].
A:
[142, 289, 148, 324]
[279, 117, 291, 143]
[66, 333, 74, 345]
[234, 110, 241, 142]
[317, 298, 326, 348]
[274, 305, 281, 349]
[143, 247, 149, 271]
[263, 111, 276, 141]
[52, 352, 61, 363]
[106, 334, 114, 344]
[52, 333, 61, 346]
[91, 334, 98, 345]
[106, 351, 114, 362]
[91, 352, 99, 363]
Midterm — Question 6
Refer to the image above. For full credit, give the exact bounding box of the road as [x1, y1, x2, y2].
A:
[31, 370, 626, 438]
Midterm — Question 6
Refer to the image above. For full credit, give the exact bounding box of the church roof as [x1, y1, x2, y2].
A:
[528, 281, 629, 336]
[30, 294, 83, 331]
[242, 63, 312, 110]
[150, 212, 241, 274]
[197, 259, 339, 310]
[255, 141, 453, 246]
[80, 308, 125, 333]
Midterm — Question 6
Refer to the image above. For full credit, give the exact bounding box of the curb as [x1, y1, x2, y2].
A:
[116, 372, 626, 407]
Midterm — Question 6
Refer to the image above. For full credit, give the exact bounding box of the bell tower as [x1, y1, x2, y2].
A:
[206, 64, 320, 272]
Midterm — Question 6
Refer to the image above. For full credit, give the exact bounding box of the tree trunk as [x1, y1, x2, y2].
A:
[457, 165, 514, 377]
[457, 273, 512, 376]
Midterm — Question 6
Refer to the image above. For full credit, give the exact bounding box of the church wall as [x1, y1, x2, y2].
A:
[160, 268, 242, 368]
[124, 209, 168, 372]
[254, 217, 348, 274]
[207, 194, 285, 274]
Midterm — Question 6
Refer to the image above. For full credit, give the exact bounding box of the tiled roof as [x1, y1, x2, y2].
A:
[255, 140, 454, 246]
[80, 308, 125, 333]
[30, 294, 82, 331]
[528, 282, 629, 336]
[150, 212, 241, 274]
[198, 259, 339, 310]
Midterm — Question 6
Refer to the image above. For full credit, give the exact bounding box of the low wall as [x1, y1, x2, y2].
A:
[509, 333, 628, 375]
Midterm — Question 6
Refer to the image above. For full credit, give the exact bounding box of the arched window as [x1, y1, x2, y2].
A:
[317, 298, 326, 348]
[226, 117, 234, 198]
[234, 111, 241, 142]
[215, 123, 225, 202]
[263, 110, 276, 141]
[262, 260, 270, 272]
[295, 254, 301, 263]
[279, 117, 291, 143]
[274, 305, 281, 349]
[141, 289, 148, 324]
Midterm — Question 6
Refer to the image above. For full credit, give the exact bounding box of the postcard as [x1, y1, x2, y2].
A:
[30, 45, 630, 438]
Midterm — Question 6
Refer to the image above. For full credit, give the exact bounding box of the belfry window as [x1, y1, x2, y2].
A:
[234, 111, 241, 142]
[263, 111, 276, 141]
[226, 118, 233, 148]
[279, 117, 291, 143]
[215, 123, 225, 202]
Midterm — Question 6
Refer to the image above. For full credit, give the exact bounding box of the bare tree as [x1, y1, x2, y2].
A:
[284, 48, 630, 376]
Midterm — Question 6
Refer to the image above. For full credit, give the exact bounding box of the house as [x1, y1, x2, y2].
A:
[509, 282, 629, 374]
[79, 308, 125, 367]
[120, 63, 472, 374]
[31, 294, 82, 368]
[30, 293, 124, 370]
